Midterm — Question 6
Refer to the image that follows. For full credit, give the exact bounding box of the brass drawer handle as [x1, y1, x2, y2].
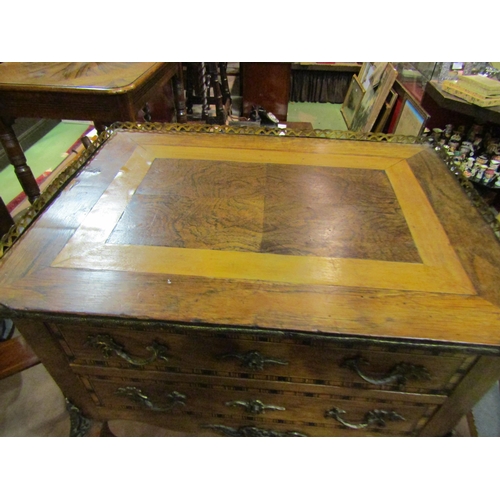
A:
[325, 407, 405, 430]
[220, 350, 288, 371]
[203, 424, 306, 437]
[225, 399, 286, 414]
[87, 334, 169, 366]
[116, 386, 186, 411]
[341, 356, 430, 389]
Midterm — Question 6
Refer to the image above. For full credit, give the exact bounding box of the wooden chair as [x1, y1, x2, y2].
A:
[0, 327, 40, 380]
[0, 196, 40, 380]
[185, 63, 232, 124]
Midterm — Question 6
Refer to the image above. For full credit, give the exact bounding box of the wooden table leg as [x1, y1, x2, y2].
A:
[207, 62, 226, 125]
[0, 196, 15, 237]
[94, 122, 111, 134]
[0, 117, 40, 203]
[172, 62, 187, 123]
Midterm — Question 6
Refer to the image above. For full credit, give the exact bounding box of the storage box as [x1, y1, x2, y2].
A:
[457, 75, 500, 97]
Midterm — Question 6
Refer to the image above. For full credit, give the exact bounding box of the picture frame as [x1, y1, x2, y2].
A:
[393, 95, 429, 137]
[350, 63, 398, 133]
[373, 88, 398, 133]
[357, 62, 380, 91]
[341, 74, 365, 129]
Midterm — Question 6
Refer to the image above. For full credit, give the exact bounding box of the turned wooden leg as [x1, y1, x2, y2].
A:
[142, 103, 152, 122]
[185, 63, 195, 115]
[81, 136, 92, 149]
[0, 117, 40, 203]
[219, 62, 232, 107]
[207, 63, 225, 125]
[172, 63, 187, 124]
[199, 63, 209, 121]
[94, 122, 111, 134]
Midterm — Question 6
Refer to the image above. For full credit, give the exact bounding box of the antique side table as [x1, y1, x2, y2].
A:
[0, 62, 187, 203]
[1, 124, 500, 437]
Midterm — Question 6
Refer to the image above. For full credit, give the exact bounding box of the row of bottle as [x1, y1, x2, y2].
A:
[423, 123, 500, 188]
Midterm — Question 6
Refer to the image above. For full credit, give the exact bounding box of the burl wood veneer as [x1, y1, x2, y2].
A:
[1, 126, 500, 437]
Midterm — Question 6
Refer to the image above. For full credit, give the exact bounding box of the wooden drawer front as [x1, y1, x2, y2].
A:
[50, 322, 474, 395]
[80, 372, 438, 436]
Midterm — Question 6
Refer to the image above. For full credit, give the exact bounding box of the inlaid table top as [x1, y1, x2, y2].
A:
[1, 126, 500, 349]
[0, 62, 166, 93]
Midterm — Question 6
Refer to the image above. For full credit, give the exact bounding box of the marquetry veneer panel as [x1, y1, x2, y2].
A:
[107, 159, 420, 262]
[80, 372, 439, 436]
[48, 322, 475, 396]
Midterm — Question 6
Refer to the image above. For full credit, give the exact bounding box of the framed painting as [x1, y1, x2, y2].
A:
[350, 63, 398, 133]
[393, 95, 429, 137]
[373, 88, 398, 133]
[341, 74, 365, 128]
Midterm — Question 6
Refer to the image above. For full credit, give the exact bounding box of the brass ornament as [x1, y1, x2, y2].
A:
[220, 350, 288, 371]
[65, 399, 91, 437]
[225, 399, 286, 414]
[342, 356, 431, 390]
[325, 407, 405, 430]
[116, 386, 186, 411]
[86, 334, 169, 366]
[203, 424, 307, 437]
[108, 121, 424, 143]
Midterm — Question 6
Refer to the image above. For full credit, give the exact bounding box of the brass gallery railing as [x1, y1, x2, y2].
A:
[1, 122, 498, 259]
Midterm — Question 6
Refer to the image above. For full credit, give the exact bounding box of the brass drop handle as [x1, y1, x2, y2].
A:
[325, 407, 405, 430]
[203, 424, 307, 437]
[341, 356, 431, 389]
[220, 350, 288, 371]
[86, 334, 169, 366]
[115, 386, 186, 411]
[225, 399, 286, 414]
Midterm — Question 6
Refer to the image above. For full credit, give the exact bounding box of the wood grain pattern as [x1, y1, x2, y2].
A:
[1, 130, 499, 347]
[107, 158, 419, 261]
[0, 62, 163, 92]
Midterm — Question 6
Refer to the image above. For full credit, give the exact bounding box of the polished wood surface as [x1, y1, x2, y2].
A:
[2, 127, 500, 436]
[0, 62, 165, 91]
[4, 131, 496, 343]
[241, 63, 291, 121]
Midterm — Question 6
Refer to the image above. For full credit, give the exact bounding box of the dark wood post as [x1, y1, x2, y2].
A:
[172, 62, 187, 123]
[0, 196, 15, 238]
[0, 117, 40, 203]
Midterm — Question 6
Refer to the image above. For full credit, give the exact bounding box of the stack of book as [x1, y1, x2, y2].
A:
[442, 75, 500, 107]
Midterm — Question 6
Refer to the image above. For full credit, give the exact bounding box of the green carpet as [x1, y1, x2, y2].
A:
[287, 102, 347, 131]
[0, 121, 90, 204]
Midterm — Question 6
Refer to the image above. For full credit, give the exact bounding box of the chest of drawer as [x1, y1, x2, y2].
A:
[77, 370, 439, 436]
[50, 321, 475, 396]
